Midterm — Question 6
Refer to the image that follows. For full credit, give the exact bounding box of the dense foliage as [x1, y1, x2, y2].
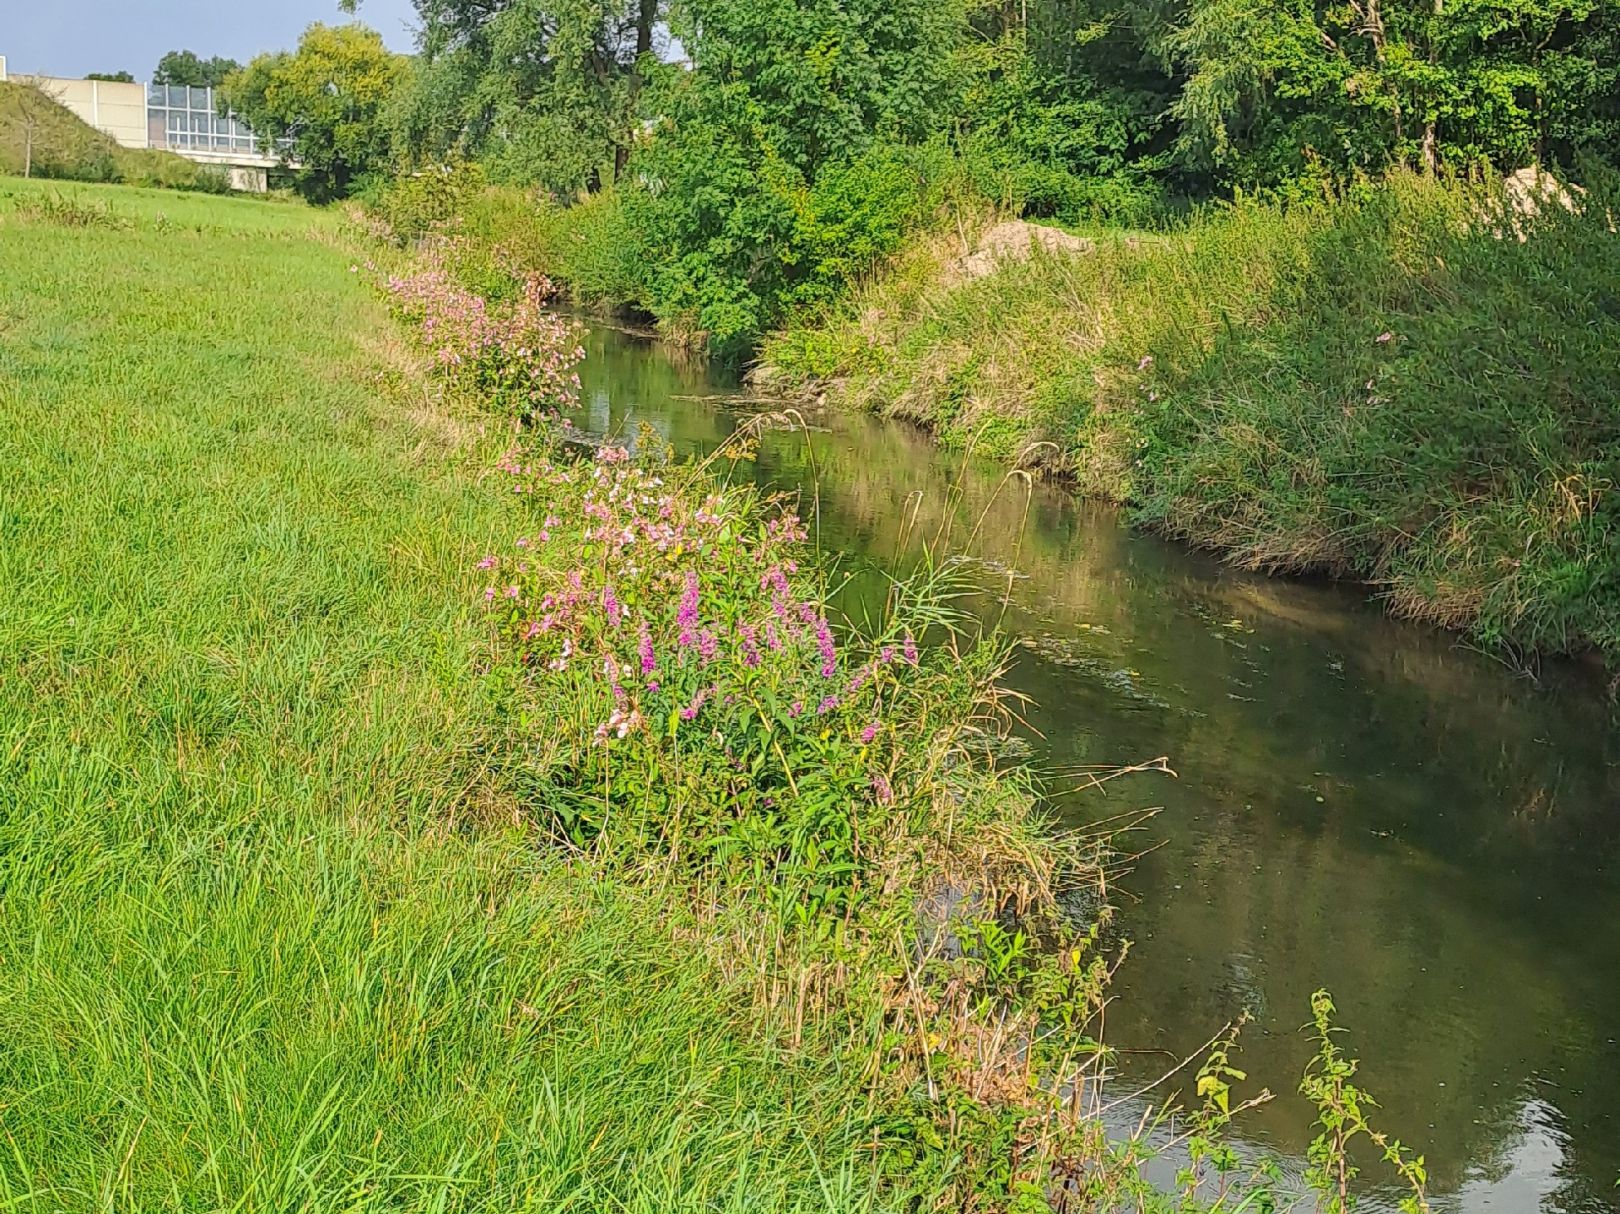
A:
[1170, 0, 1620, 190]
[221, 24, 405, 202]
[292, 0, 1617, 350]
[153, 49, 242, 88]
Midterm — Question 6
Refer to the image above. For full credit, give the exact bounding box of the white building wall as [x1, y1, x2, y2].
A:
[16, 75, 150, 149]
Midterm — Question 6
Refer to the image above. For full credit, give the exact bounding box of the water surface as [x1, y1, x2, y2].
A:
[568, 322, 1620, 1213]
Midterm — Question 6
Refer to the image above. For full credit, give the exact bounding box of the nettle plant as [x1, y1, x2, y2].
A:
[383, 237, 584, 416]
[477, 433, 993, 920]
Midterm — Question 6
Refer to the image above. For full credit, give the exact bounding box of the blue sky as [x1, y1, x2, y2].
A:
[4, 0, 419, 79]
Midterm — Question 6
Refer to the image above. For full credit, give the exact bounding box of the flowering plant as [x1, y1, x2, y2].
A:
[384, 238, 584, 416]
[478, 432, 978, 915]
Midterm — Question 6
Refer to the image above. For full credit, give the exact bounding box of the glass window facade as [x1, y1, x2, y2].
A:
[145, 84, 265, 155]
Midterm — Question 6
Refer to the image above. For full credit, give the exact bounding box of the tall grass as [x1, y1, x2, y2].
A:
[764, 172, 1620, 658]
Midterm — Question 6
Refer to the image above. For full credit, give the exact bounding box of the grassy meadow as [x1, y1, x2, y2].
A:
[0, 179, 905, 1211]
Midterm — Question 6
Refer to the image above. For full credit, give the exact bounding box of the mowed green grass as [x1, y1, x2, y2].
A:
[0, 180, 885, 1212]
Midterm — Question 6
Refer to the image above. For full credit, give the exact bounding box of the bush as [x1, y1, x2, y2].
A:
[619, 136, 951, 359]
[478, 437, 970, 915]
[368, 161, 489, 243]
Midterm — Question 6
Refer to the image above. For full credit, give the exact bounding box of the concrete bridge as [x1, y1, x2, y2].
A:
[0, 57, 282, 191]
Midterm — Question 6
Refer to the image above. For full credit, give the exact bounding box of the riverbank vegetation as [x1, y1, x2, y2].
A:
[224, 0, 1616, 657]
[763, 173, 1620, 658]
[1, 178, 1439, 1210]
[312, 0, 1619, 347]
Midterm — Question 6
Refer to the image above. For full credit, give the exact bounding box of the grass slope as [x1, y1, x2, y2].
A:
[764, 174, 1620, 658]
[0, 180, 887, 1211]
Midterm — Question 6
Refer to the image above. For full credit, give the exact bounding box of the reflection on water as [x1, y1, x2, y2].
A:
[568, 321, 1620, 1213]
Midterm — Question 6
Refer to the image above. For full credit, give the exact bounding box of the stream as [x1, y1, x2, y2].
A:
[567, 320, 1620, 1213]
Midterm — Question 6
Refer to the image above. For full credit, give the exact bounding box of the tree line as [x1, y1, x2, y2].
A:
[190, 0, 1618, 349]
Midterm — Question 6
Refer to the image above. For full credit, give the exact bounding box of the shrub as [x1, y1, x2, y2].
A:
[369, 161, 489, 243]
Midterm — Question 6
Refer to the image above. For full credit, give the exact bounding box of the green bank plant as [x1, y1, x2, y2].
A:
[1300, 991, 1430, 1214]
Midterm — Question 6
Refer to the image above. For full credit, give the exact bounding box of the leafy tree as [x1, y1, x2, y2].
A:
[153, 50, 241, 88]
[4, 84, 53, 178]
[620, 0, 965, 355]
[1169, 0, 1620, 187]
[950, 1, 1179, 220]
[219, 23, 405, 201]
[86, 71, 135, 83]
[347, 0, 662, 196]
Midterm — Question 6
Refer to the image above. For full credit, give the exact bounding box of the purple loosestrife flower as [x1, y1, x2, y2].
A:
[677, 570, 700, 647]
[902, 633, 919, 666]
[602, 584, 621, 626]
[860, 722, 880, 744]
[788, 700, 804, 718]
[698, 630, 719, 663]
[639, 625, 657, 675]
[812, 615, 837, 678]
[871, 773, 894, 806]
[816, 695, 840, 715]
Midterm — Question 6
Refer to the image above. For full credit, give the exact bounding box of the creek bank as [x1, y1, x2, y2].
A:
[759, 171, 1620, 662]
[365, 198, 1447, 1211]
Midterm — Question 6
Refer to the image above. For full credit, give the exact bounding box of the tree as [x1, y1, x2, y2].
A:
[1169, 0, 1620, 187]
[366, 0, 665, 196]
[153, 50, 242, 88]
[86, 71, 135, 83]
[619, 0, 966, 354]
[219, 23, 405, 201]
[6, 84, 52, 178]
